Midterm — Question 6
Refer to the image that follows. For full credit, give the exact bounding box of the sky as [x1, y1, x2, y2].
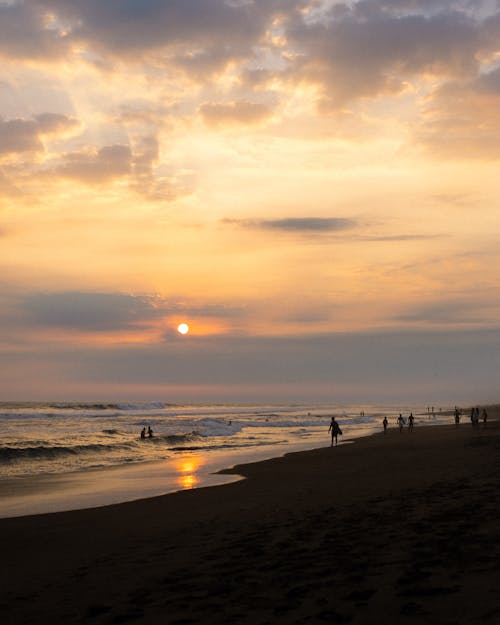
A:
[1, 0, 500, 404]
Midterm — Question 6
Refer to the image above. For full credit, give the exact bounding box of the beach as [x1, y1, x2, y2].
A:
[1, 410, 499, 625]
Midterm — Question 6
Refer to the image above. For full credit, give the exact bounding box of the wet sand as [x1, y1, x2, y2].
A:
[1, 408, 499, 625]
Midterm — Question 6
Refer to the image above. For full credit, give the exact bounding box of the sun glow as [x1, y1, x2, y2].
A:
[177, 323, 189, 335]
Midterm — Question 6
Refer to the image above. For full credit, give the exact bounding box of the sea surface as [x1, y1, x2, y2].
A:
[0, 401, 453, 478]
[0, 401, 454, 517]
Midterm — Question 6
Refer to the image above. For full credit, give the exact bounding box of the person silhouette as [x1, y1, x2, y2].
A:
[382, 417, 388, 433]
[328, 417, 342, 446]
[408, 413, 414, 431]
[147, 426, 153, 438]
[397, 414, 404, 432]
[140, 427, 146, 439]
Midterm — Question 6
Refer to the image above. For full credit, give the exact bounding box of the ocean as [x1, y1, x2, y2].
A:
[0, 401, 453, 517]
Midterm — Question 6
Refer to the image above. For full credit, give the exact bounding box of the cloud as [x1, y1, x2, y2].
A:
[18, 291, 247, 333]
[222, 217, 357, 232]
[199, 101, 274, 127]
[395, 299, 498, 325]
[23, 0, 299, 75]
[0, 169, 22, 198]
[284, 4, 481, 107]
[414, 70, 500, 158]
[21, 292, 162, 331]
[17, 326, 500, 402]
[54, 144, 132, 184]
[0, 2, 70, 61]
[0, 114, 79, 157]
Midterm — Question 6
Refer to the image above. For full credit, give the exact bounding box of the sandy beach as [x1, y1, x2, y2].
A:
[1, 409, 499, 625]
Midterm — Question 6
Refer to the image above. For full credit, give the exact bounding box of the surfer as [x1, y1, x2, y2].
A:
[328, 417, 342, 447]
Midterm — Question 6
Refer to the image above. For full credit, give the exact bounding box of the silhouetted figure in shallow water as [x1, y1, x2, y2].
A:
[454, 406, 461, 426]
[397, 414, 404, 432]
[382, 417, 388, 433]
[408, 413, 414, 431]
[140, 427, 146, 439]
[328, 417, 342, 446]
[482, 409, 488, 426]
[147, 426, 153, 438]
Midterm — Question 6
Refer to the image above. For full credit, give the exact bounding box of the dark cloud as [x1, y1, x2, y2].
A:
[55, 144, 132, 184]
[24, 327, 500, 402]
[35, 113, 79, 134]
[199, 101, 273, 127]
[284, 5, 481, 107]
[0, 114, 78, 157]
[25, 0, 302, 74]
[22, 292, 162, 331]
[0, 2, 70, 61]
[19, 291, 246, 332]
[223, 217, 356, 232]
[0, 118, 43, 155]
[4, 1, 498, 115]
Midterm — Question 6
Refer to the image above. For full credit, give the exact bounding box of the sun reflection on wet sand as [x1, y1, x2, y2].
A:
[175, 456, 202, 490]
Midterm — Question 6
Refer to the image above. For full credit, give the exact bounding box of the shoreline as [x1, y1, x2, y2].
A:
[0, 408, 470, 519]
[0, 437, 341, 519]
[1, 412, 499, 624]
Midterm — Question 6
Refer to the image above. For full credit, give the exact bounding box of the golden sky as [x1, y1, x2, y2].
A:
[1, 0, 500, 402]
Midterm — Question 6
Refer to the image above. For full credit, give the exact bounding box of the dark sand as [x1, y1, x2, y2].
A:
[1, 410, 499, 625]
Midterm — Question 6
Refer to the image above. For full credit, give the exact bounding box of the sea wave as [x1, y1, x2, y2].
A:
[0, 442, 133, 462]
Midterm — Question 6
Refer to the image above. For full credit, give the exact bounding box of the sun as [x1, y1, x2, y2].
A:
[177, 323, 190, 335]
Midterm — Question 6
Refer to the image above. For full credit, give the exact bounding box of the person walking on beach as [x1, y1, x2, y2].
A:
[408, 413, 414, 432]
[382, 416, 388, 433]
[328, 417, 342, 446]
[397, 414, 404, 432]
[454, 406, 461, 426]
[482, 408, 488, 426]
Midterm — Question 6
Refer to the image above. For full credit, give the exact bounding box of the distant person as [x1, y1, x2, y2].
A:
[382, 417, 388, 434]
[328, 417, 342, 446]
[397, 414, 404, 432]
[140, 427, 146, 439]
[454, 406, 461, 426]
[481, 409, 488, 426]
[408, 413, 414, 431]
[147, 426, 153, 438]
